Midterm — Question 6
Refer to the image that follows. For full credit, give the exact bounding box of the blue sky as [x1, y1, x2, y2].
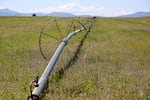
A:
[0, 0, 150, 16]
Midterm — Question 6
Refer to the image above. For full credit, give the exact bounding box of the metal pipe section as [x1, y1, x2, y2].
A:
[31, 20, 93, 98]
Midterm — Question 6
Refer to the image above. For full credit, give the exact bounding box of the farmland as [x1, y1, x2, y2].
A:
[0, 16, 150, 99]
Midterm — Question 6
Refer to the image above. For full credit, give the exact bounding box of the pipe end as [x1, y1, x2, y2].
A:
[27, 94, 40, 100]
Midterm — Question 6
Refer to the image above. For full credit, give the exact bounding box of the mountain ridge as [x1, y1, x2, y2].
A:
[118, 12, 150, 18]
[0, 8, 150, 17]
[0, 8, 75, 17]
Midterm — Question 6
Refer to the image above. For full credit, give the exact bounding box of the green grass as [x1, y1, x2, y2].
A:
[0, 16, 150, 100]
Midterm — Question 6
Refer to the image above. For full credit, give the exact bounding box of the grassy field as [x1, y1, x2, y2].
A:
[0, 16, 150, 100]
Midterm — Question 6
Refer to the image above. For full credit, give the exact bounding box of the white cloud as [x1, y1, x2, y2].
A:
[35, 2, 106, 16]
[0, 6, 5, 9]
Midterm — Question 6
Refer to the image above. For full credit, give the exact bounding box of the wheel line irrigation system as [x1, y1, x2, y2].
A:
[28, 17, 96, 100]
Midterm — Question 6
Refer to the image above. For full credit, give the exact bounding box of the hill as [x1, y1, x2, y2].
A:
[46, 12, 75, 17]
[0, 8, 31, 16]
[118, 11, 150, 17]
[0, 8, 75, 17]
[0, 8, 21, 16]
[1, 8, 150, 17]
